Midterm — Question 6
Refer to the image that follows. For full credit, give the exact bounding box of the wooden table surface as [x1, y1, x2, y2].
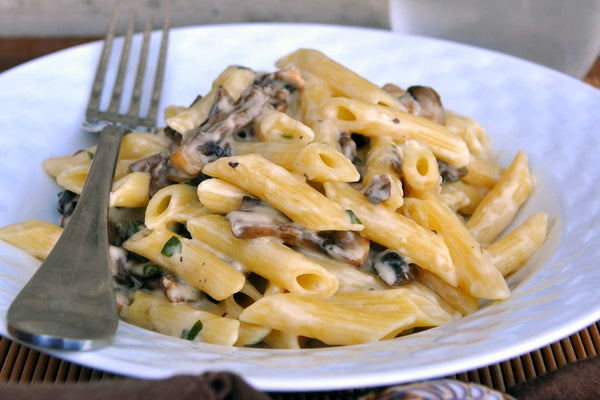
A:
[0, 37, 599, 399]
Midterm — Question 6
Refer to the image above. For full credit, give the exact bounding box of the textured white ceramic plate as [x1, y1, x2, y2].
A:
[0, 24, 599, 392]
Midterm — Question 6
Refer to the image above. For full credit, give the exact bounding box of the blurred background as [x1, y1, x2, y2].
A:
[0, 0, 390, 36]
[0, 0, 599, 80]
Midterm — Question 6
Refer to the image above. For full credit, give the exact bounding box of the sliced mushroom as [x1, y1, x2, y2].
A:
[384, 83, 446, 124]
[129, 152, 173, 196]
[226, 197, 370, 266]
[170, 85, 270, 176]
[437, 159, 468, 183]
[372, 249, 419, 287]
[364, 174, 391, 204]
[57, 189, 78, 227]
[407, 85, 445, 125]
[339, 131, 357, 161]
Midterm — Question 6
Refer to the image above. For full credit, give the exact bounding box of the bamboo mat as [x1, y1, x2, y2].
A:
[1, 320, 599, 398]
[0, 39, 599, 399]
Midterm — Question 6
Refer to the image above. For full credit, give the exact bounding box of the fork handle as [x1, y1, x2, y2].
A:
[7, 124, 126, 351]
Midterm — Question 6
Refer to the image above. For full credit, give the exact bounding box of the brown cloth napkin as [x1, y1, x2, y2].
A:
[507, 354, 600, 400]
[0, 372, 270, 400]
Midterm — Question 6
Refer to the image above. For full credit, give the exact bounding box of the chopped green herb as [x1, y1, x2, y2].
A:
[143, 264, 163, 279]
[346, 209, 363, 225]
[161, 236, 182, 257]
[186, 320, 203, 340]
[87, 151, 94, 160]
[280, 132, 294, 139]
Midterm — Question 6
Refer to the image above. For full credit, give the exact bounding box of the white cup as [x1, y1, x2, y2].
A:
[389, 0, 600, 78]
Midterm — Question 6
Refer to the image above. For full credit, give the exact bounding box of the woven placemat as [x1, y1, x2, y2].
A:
[0, 320, 598, 398]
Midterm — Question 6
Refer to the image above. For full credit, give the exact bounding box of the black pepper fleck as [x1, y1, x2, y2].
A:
[392, 118, 400, 124]
[228, 161, 239, 168]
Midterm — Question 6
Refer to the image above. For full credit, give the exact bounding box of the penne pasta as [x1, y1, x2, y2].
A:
[110, 172, 151, 208]
[320, 97, 470, 168]
[123, 228, 245, 301]
[444, 110, 493, 158]
[202, 154, 362, 231]
[165, 65, 255, 136]
[403, 197, 510, 300]
[461, 154, 504, 190]
[401, 140, 441, 198]
[254, 108, 315, 144]
[145, 183, 210, 230]
[466, 150, 533, 245]
[187, 215, 339, 299]
[276, 48, 405, 109]
[239, 293, 416, 345]
[233, 141, 359, 182]
[120, 290, 240, 346]
[0, 219, 62, 260]
[196, 178, 251, 215]
[487, 212, 548, 277]
[324, 182, 457, 287]
[362, 136, 404, 210]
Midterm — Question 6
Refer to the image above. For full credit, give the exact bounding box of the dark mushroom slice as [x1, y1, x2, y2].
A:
[226, 197, 370, 266]
[57, 189, 78, 227]
[129, 152, 174, 197]
[384, 83, 446, 125]
[372, 249, 420, 287]
[406, 85, 446, 125]
[437, 159, 468, 184]
[364, 174, 392, 204]
[255, 65, 305, 91]
[339, 131, 357, 161]
[169, 85, 271, 176]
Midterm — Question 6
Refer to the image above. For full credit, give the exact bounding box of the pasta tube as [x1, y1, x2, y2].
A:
[232, 142, 359, 182]
[362, 136, 404, 210]
[0, 219, 62, 260]
[187, 215, 339, 299]
[401, 140, 441, 198]
[239, 293, 416, 345]
[120, 290, 239, 346]
[145, 183, 210, 229]
[202, 154, 362, 231]
[320, 97, 470, 168]
[123, 228, 245, 301]
[487, 212, 548, 277]
[197, 178, 251, 215]
[403, 197, 510, 300]
[276, 48, 405, 109]
[324, 182, 456, 286]
[466, 150, 533, 245]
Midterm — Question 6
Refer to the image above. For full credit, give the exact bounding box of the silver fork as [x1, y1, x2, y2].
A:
[6, 11, 169, 351]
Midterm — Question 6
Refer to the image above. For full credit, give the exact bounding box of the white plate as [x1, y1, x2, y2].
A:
[0, 23, 599, 392]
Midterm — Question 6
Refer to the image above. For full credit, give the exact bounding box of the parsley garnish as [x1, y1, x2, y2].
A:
[161, 236, 182, 257]
[346, 209, 363, 225]
[186, 320, 203, 340]
[87, 151, 94, 160]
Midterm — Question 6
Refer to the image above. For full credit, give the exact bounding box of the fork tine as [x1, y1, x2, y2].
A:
[126, 14, 152, 124]
[107, 12, 135, 115]
[86, 8, 119, 120]
[144, 16, 170, 129]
